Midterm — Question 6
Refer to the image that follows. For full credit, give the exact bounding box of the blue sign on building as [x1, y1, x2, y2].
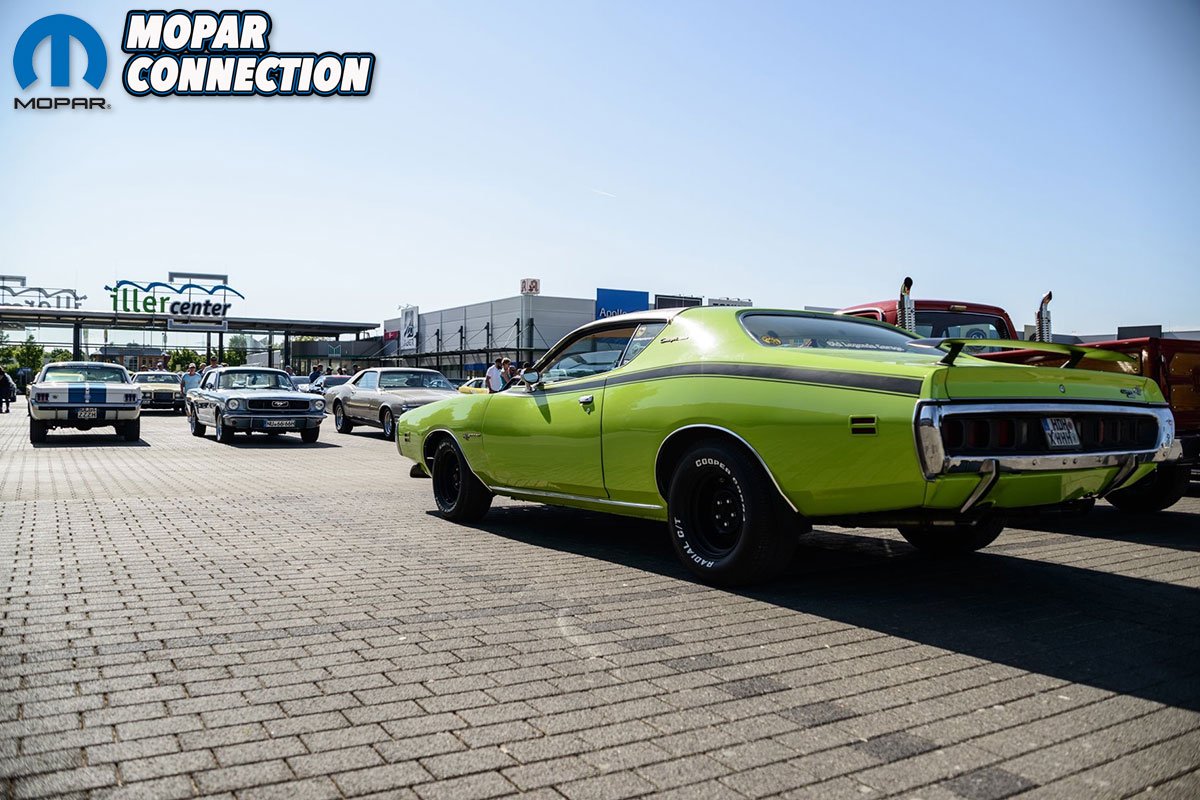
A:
[595, 288, 649, 320]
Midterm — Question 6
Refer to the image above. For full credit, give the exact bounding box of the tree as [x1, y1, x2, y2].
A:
[168, 348, 202, 372]
[226, 335, 248, 367]
[0, 331, 11, 364]
[12, 335, 44, 372]
[46, 348, 74, 363]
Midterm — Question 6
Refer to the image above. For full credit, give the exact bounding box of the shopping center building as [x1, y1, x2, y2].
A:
[381, 285, 754, 381]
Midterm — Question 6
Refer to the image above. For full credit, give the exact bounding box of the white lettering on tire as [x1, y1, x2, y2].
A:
[672, 516, 715, 568]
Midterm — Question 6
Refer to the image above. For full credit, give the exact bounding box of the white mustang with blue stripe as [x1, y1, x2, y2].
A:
[28, 361, 142, 443]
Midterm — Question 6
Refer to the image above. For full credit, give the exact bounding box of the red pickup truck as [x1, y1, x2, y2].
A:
[838, 279, 1197, 512]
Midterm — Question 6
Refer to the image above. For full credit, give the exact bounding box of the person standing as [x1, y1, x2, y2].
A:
[485, 357, 505, 393]
[201, 356, 219, 375]
[181, 363, 202, 393]
[308, 363, 324, 384]
[0, 366, 15, 413]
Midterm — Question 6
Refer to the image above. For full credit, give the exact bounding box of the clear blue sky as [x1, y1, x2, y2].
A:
[2, 0, 1197, 338]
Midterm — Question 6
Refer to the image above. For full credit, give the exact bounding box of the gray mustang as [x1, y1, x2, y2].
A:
[327, 368, 457, 439]
[186, 367, 325, 444]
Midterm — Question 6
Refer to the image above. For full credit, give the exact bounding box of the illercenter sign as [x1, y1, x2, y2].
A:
[104, 277, 243, 331]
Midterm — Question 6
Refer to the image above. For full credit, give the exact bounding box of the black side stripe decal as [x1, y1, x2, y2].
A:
[536, 362, 922, 397]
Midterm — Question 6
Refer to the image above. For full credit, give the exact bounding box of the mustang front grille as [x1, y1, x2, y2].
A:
[247, 399, 309, 411]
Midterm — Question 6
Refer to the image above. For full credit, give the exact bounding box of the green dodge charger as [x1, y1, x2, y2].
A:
[396, 307, 1181, 585]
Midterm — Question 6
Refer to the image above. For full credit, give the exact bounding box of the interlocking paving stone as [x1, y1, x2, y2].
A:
[0, 410, 1197, 799]
[942, 765, 1039, 799]
[853, 730, 939, 762]
[718, 676, 791, 698]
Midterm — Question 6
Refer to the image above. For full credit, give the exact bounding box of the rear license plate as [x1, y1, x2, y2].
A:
[266, 419, 294, 428]
[77, 407, 97, 419]
[1042, 417, 1080, 449]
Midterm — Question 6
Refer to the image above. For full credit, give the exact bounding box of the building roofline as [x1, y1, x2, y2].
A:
[0, 306, 376, 336]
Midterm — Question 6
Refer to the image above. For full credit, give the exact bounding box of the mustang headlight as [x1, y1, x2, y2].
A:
[314, 399, 325, 411]
[227, 398, 242, 411]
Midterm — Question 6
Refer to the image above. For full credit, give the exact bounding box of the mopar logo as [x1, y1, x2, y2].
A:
[13, 14, 109, 111]
[14, 15, 106, 89]
[272, 400, 288, 408]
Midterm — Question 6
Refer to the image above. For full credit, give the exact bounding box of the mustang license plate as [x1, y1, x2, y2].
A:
[1041, 417, 1080, 449]
[266, 419, 295, 428]
[77, 407, 98, 420]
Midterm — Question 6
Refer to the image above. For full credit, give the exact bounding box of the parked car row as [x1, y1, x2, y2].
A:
[22, 305, 1191, 587]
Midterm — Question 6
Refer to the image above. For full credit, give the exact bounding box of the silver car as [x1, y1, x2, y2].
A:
[327, 368, 457, 439]
[186, 367, 325, 444]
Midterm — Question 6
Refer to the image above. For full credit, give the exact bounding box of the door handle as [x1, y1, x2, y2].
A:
[578, 395, 594, 405]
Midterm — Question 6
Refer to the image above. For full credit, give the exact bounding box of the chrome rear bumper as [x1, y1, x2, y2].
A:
[915, 401, 1180, 479]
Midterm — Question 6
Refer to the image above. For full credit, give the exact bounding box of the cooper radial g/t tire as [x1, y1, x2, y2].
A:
[334, 403, 354, 434]
[898, 517, 1005, 555]
[29, 419, 48, 444]
[431, 439, 493, 522]
[1105, 463, 1191, 513]
[121, 418, 141, 442]
[188, 406, 206, 437]
[214, 414, 236, 444]
[667, 441, 797, 586]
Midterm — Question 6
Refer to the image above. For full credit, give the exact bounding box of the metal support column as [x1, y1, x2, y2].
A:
[217, 332, 224, 363]
[72, 323, 83, 360]
[267, 333, 274, 367]
[206, 332, 212, 361]
[283, 333, 291, 367]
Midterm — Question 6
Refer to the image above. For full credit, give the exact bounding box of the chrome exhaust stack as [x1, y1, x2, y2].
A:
[897, 276, 917, 334]
[1034, 291, 1052, 342]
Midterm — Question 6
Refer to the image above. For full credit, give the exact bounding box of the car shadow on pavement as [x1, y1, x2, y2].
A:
[215, 438, 340, 449]
[471, 505, 1200, 712]
[1010, 504, 1200, 552]
[31, 436, 151, 448]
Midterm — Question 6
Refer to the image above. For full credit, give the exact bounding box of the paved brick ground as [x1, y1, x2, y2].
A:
[1, 399, 1198, 799]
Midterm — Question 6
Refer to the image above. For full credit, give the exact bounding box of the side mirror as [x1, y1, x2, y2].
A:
[523, 371, 540, 390]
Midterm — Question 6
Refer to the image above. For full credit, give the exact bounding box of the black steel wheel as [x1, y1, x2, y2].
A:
[666, 441, 797, 585]
[897, 517, 1005, 555]
[431, 438, 492, 522]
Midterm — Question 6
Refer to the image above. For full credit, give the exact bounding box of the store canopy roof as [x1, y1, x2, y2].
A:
[0, 306, 377, 338]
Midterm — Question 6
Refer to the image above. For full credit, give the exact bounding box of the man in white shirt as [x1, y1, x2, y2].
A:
[485, 357, 506, 393]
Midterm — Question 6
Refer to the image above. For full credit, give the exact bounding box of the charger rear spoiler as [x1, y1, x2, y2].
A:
[908, 338, 1137, 368]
